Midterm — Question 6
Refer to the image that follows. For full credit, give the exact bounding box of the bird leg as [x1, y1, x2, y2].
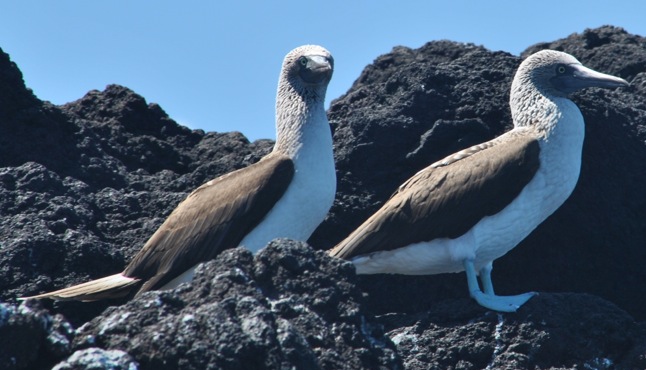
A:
[464, 259, 536, 312]
[479, 263, 495, 295]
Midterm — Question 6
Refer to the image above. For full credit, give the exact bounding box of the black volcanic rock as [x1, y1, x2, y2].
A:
[0, 47, 39, 120]
[0, 302, 74, 370]
[66, 241, 399, 370]
[381, 293, 640, 369]
[1, 26, 646, 369]
[0, 46, 272, 326]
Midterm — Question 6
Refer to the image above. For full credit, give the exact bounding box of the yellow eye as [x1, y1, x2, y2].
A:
[557, 66, 566, 74]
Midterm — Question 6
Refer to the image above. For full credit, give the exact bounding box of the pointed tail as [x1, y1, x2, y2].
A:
[19, 273, 140, 302]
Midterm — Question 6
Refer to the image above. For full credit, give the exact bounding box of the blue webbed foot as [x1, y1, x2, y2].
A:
[470, 290, 537, 312]
[464, 259, 536, 313]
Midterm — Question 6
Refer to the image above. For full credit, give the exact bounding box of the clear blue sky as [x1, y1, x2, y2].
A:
[1, 1, 644, 141]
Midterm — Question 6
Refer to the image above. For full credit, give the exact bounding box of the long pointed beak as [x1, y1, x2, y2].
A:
[556, 64, 629, 94]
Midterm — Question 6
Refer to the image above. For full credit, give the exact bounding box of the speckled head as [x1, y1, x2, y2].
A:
[513, 49, 629, 98]
[279, 45, 334, 98]
[510, 50, 629, 128]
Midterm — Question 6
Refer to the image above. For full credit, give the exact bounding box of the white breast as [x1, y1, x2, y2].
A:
[239, 112, 336, 253]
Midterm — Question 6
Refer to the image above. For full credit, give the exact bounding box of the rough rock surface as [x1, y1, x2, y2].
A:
[380, 293, 643, 369]
[0, 302, 73, 370]
[0, 25, 645, 369]
[67, 240, 398, 370]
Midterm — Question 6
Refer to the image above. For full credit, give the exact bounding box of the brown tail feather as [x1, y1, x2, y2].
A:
[19, 273, 140, 302]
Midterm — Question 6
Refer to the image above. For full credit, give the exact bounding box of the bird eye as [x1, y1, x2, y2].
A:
[557, 65, 566, 74]
[298, 56, 308, 67]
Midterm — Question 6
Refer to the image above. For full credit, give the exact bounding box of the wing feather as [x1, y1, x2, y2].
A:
[124, 152, 294, 293]
[330, 133, 540, 259]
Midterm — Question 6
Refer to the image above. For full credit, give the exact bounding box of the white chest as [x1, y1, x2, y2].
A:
[240, 114, 336, 253]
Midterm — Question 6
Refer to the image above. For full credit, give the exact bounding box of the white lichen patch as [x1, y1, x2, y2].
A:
[98, 312, 132, 336]
[389, 329, 420, 354]
[143, 296, 162, 309]
[584, 357, 614, 370]
[47, 330, 71, 350]
[52, 348, 139, 370]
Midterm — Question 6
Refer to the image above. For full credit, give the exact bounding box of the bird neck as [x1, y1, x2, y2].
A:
[510, 78, 585, 171]
[510, 77, 576, 138]
[273, 81, 328, 158]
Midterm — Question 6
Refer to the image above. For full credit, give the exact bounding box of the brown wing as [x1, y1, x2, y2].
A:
[123, 152, 294, 293]
[330, 133, 540, 259]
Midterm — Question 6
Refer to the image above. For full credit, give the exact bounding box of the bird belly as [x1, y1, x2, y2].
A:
[352, 235, 475, 275]
[353, 164, 578, 276]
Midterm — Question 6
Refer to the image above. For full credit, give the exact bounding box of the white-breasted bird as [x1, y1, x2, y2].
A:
[329, 50, 628, 312]
[22, 45, 336, 301]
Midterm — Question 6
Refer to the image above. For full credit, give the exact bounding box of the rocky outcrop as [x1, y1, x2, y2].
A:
[0, 25, 645, 369]
[380, 293, 644, 369]
[0, 302, 73, 370]
[67, 240, 399, 370]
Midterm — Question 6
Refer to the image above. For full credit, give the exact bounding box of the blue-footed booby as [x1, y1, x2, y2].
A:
[22, 45, 336, 301]
[329, 50, 628, 312]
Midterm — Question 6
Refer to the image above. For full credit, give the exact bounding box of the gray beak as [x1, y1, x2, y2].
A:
[299, 55, 333, 84]
[307, 55, 332, 71]
[553, 64, 629, 94]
